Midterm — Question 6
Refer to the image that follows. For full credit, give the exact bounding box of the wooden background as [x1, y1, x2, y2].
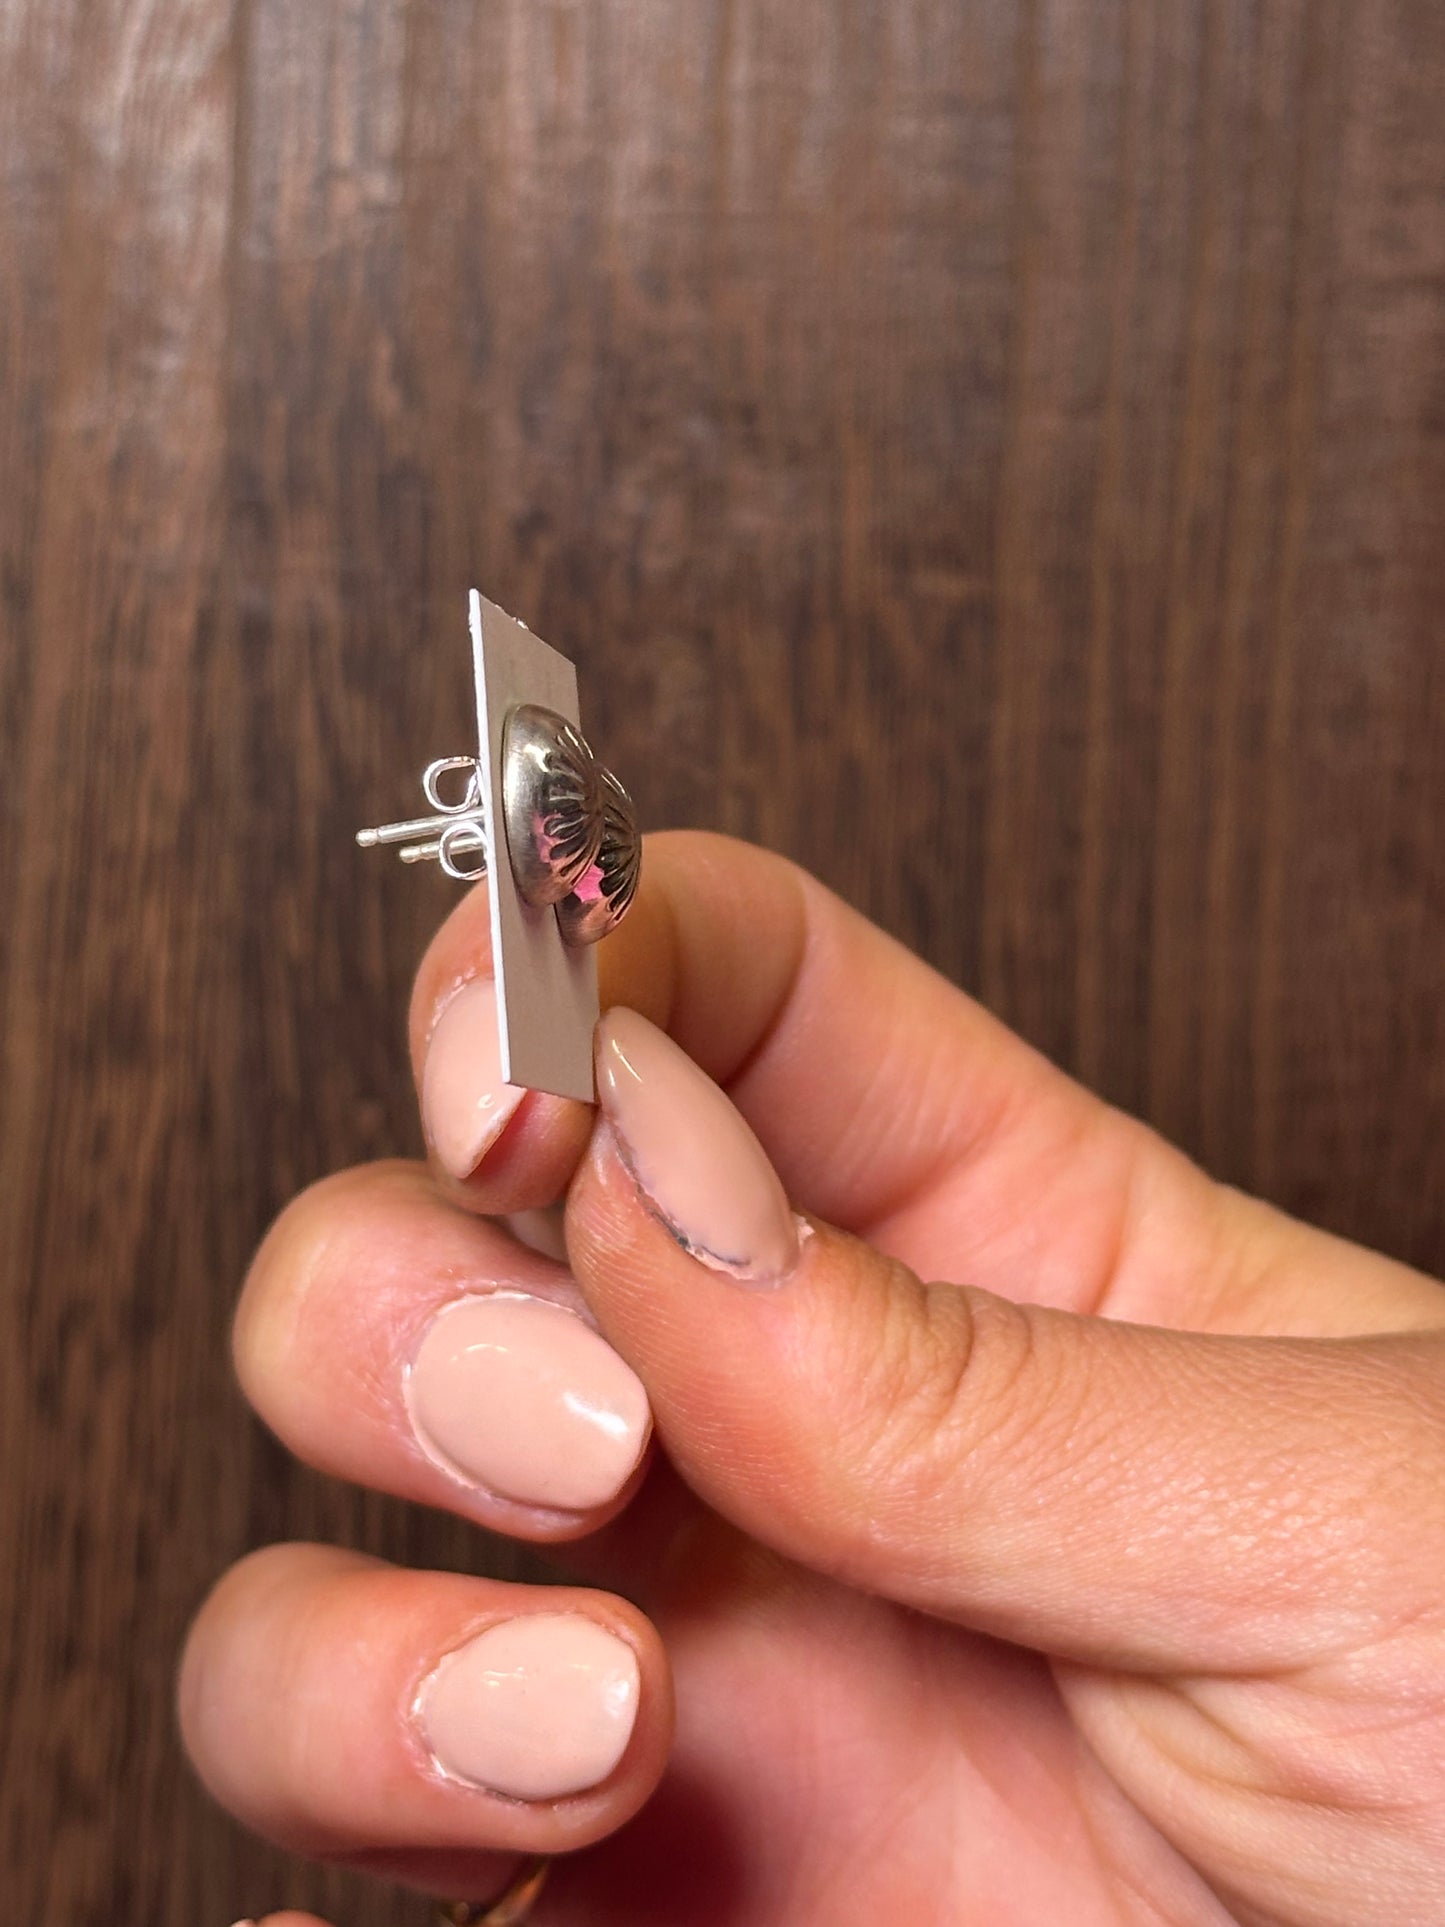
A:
[2, 0, 1443, 1919]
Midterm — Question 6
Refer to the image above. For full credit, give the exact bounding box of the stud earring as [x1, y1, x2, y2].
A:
[356, 592, 639, 1102]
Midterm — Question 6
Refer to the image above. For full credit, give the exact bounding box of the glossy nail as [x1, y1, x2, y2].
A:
[406, 1293, 651, 1512]
[422, 978, 526, 1179]
[595, 1008, 800, 1283]
[418, 1613, 640, 1801]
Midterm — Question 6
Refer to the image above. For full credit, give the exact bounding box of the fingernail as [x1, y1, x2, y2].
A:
[406, 1292, 651, 1512]
[595, 1008, 801, 1283]
[417, 1613, 640, 1800]
[422, 978, 526, 1179]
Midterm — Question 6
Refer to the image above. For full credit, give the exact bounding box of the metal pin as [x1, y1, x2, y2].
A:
[357, 813, 479, 849]
[398, 829, 486, 866]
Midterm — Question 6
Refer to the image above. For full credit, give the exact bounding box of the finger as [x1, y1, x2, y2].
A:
[234, 1164, 653, 1542]
[563, 1009, 1445, 1674]
[409, 832, 1039, 1233]
[178, 1544, 670, 1883]
[407, 835, 1445, 1339]
[410, 829, 1097, 1241]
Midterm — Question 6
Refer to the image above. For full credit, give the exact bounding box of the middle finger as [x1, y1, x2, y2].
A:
[235, 1162, 654, 1543]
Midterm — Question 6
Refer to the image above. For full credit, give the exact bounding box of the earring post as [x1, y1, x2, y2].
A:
[356, 810, 485, 850]
[398, 829, 487, 866]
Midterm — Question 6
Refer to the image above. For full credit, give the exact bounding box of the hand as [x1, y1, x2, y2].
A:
[182, 833, 1445, 1926]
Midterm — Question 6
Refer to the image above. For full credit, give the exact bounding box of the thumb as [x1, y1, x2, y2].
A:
[568, 1010, 1445, 1674]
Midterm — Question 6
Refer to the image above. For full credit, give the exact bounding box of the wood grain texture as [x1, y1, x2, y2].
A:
[2, 1, 1443, 1919]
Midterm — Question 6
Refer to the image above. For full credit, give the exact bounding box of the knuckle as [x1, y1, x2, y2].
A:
[233, 1161, 421, 1383]
[826, 1256, 1044, 1516]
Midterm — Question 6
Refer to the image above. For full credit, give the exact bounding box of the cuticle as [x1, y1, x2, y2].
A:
[600, 1116, 803, 1287]
[408, 1631, 533, 1805]
[424, 967, 494, 1051]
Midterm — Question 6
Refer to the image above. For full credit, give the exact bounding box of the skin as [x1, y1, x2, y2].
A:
[180, 832, 1445, 1926]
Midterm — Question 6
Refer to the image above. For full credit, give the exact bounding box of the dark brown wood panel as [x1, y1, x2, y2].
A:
[2, 1, 1442, 1919]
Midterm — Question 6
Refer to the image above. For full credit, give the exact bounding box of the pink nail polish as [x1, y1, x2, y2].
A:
[594, 1009, 801, 1283]
[406, 1293, 651, 1512]
[422, 978, 527, 1179]
[417, 1614, 640, 1801]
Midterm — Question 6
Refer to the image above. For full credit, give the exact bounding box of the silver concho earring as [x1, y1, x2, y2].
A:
[356, 591, 639, 1103]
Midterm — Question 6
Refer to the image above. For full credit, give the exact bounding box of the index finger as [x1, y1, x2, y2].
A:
[407, 830, 1102, 1237]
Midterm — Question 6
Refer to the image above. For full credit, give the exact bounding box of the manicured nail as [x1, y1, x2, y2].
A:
[595, 1009, 800, 1282]
[422, 978, 526, 1179]
[418, 1613, 640, 1800]
[406, 1292, 651, 1512]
